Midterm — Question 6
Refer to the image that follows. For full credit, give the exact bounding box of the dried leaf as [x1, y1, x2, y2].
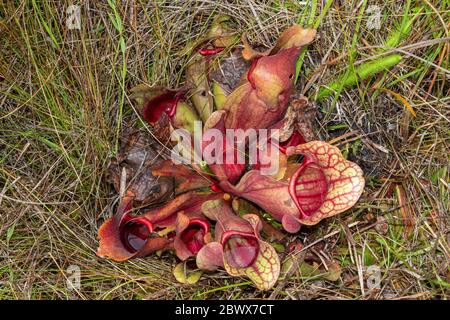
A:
[394, 184, 415, 236]
[106, 129, 174, 207]
[210, 48, 248, 94]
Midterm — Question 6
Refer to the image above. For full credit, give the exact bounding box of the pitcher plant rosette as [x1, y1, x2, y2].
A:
[97, 18, 365, 291]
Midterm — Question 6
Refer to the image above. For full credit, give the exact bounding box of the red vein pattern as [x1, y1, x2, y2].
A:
[223, 214, 280, 290]
[287, 141, 365, 225]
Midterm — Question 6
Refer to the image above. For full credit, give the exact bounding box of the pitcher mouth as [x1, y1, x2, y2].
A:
[288, 156, 328, 219]
[141, 90, 184, 123]
[221, 230, 259, 269]
[120, 217, 154, 253]
[180, 218, 210, 255]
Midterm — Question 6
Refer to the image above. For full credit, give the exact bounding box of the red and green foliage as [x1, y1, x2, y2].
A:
[97, 21, 364, 290]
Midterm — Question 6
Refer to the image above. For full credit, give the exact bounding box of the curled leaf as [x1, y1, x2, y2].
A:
[97, 191, 223, 262]
[242, 25, 316, 60]
[271, 25, 317, 55]
[196, 242, 224, 271]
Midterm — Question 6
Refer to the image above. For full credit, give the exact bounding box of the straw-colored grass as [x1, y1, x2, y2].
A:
[0, 0, 448, 299]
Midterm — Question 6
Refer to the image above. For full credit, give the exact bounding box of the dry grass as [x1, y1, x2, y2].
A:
[0, 0, 449, 299]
